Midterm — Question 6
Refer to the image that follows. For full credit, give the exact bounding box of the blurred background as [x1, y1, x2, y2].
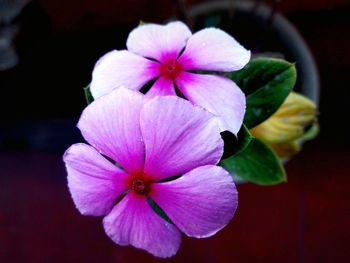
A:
[0, 0, 349, 262]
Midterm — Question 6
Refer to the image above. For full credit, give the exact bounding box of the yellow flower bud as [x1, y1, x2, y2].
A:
[251, 92, 318, 157]
[269, 140, 302, 158]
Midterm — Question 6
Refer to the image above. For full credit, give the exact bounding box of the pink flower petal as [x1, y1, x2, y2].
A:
[176, 72, 246, 135]
[140, 96, 223, 181]
[145, 77, 176, 98]
[64, 143, 129, 216]
[149, 165, 238, 238]
[90, 50, 159, 99]
[78, 87, 145, 175]
[103, 191, 181, 258]
[178, 28, 250, 71]
[126, 21, 192, 62]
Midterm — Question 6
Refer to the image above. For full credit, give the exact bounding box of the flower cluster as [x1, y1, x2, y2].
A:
[63, 20, 318, 257]
[90, 21, 250, 135]
[64, 21, 249, 257]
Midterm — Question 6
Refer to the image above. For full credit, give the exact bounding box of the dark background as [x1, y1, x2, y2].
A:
[1, 0, 349, 262]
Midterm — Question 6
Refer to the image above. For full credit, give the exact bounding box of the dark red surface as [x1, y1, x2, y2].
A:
[1, 141, 349, 262]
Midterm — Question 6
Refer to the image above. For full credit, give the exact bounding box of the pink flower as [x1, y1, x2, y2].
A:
[63, 87, 238, 258]
[90, 21, 250, 135]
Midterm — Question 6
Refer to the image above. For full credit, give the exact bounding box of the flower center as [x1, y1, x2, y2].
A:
[131, 178, 149, 195]
[160, 59, 182, 79]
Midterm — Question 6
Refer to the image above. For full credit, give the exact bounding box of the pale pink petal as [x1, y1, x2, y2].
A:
[126, 21, 192, 62]
[178, 28, 250, 71]
[103, 191, 181, 258]
[145, 77, 176, 98]
[78, 87, 145, 175]
[176, 72, 246, 135]
[64, 143, 129, 216]
[149, 165, 237, 238]
[140, 96, 223, 181]
[90, 50, 159, 99]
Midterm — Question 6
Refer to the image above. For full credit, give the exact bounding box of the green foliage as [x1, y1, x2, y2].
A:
[234, 124, 253, 154]
[84, 85, 94, 105]
[302, 123, 319, 141]
[222, 124, 253, 157]
[227, 57, 297, 128]
[220, 136, 287, 185]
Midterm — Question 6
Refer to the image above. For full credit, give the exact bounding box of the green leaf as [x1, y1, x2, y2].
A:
[302, 123, 319, 141]
[234, 124, 253, 154]
[222, 124, 253, 158]
[220, 136, 287, 185]
[227, 57, 296, 128]
[84, 85, 94, 105]
[204, 14, 221, 28]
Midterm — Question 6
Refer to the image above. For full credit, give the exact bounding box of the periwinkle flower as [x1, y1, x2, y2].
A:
[90, 21, 250, 135]
[63, 87, 238, 258]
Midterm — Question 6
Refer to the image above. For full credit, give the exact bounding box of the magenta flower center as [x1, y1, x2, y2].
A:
[130, 177, 149, 195]
[160, 59, 183, 79]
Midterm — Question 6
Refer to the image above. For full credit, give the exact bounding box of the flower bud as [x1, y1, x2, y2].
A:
[251, 92, 317, 144]
[251, 92, 318, 157]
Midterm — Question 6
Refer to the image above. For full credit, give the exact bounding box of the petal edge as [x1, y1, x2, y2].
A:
[64, 143, 129, 216]
[150, 165, 238, 238]
[178, 28, 250, 72]
[90, 50, 159, 99]
[103, 192, 181, 258]
[78, 87, 146, 175]
[140, 96, 224, 181]
[127, 21, 192, 62]
[176, 72, 246, 135]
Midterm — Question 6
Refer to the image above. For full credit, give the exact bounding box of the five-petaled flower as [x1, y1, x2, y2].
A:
[90, 21, 250, 135]
[63, 87, 238, 258]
